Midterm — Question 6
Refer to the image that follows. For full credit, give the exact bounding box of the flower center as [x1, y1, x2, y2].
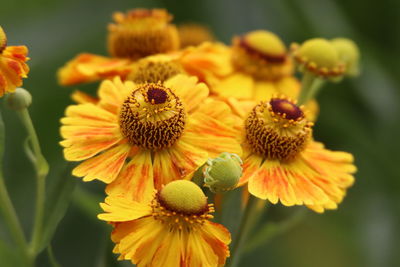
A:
[152, 180, 213, 230]
[119, 83, 185, 150]
[269, 98, 303, 120]
[245, 97, 313, 161]
[107, 9, 180, 59]
[232, 30, 292, 80]
[128, 58, 183, 84]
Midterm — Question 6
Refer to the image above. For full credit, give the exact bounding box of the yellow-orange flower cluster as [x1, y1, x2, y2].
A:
[0, 26, 30, 97]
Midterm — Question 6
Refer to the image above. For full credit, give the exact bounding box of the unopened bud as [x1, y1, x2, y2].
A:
[203, 152, 243, 193]
[6, 87, 32, 110]
[331, 38, 360, 77]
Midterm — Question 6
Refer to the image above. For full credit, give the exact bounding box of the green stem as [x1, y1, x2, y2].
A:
[243, 208, 307, 254]
[17, 109, 49, 258]
[228, 195, 260, 267]
[47, 246, 61, 267]
[297, 72, 325, 105]
[0, 111, 31, 266]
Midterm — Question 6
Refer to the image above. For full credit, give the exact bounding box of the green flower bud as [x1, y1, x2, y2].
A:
[203, 152, 243, 193]
[331, 38, 360, 77]
[5, 87, 32, 110]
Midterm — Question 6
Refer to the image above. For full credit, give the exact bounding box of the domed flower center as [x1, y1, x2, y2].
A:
[232, 30, 292, 80]
[146, 88, 168, 104]
[119, 83, 185, 150]
[270, 98, 304, 120]
[152, 180, 214, 230]
[128, 58, 183, 84]
[245, 97, 313, 161]
[108, 9, 180, 59]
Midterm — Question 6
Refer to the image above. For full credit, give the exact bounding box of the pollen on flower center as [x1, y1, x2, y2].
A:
[119, 83, 185, 150]
[152, 181, 214, 230]
[245, 97, 313, 161]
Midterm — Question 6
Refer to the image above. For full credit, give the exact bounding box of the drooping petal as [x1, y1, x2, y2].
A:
[245, 141, 356, 212]
[98, 196, 151, 222]
[200, 221, 231, 266]
[106, 150, 154, 202]
[238, 153, 263, 186]
[72, 143, 131, 183]
[61, 103, 117, 127]
[57, 53, 132, 86]
[153, 141, 208, 189]
[61, 125, 123, 161]
[164, 74, 209, 113]
[70, 90, 99, 104]
[182, 114, 242, 158]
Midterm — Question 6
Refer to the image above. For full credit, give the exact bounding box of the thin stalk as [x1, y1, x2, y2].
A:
[228, 195, 259, 267]
[297, 72, 325, 105]
[47, 246, 61, 267]
[0, 110, 31, 266]
[17, 109, 49, 257]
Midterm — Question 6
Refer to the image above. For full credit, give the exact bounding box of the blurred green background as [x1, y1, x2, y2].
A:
[1, 0, 399, 266]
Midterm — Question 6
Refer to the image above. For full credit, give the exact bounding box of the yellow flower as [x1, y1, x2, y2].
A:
[0, 26, 30, 97]
[178, 23, 215, 48]
[235, 96, 356, 213]
[60, 74, 241, 200]
[179, 30, 319, 120]
[99, 180, 231, 267]
[57, 9, 180, 86]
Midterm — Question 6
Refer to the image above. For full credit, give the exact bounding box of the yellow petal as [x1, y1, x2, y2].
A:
[164, 74, 209, 113]
[98, 196, 151, 222]
[212, 73, 254, 99]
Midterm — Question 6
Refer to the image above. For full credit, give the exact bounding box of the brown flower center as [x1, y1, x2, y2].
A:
[245, 97, 312, 161]
[119, 83, 185, 150]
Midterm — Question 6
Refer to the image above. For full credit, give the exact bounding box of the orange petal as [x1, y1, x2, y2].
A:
[182, 111, 242, 158]
[61, 125, 123, 161]
[106, 150, 154, 202]
[200, 222, 231, 266]
[153, 141, 208, 190]
[72, 143, 131, 183]
[61, 103, 117, 126]
[238, 153, 263, 186]
[57, 53, 132, 86]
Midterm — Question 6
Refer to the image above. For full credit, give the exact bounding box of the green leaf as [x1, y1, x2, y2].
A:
[38, 164, 77, 253]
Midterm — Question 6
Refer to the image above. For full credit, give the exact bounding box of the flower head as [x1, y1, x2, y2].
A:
[60, 74, 241, 201]
[127, 54, 183, 83]
[236, 96, 356, 212]
[99, 180, 231, 267]
[178, 23, 215, 48]
[232, 30, 293, 80]
[331, 38, 360, 77]
[291, 38, 345, 80]
[108, 9, 180, 59]
[0, 26, 30, 96]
